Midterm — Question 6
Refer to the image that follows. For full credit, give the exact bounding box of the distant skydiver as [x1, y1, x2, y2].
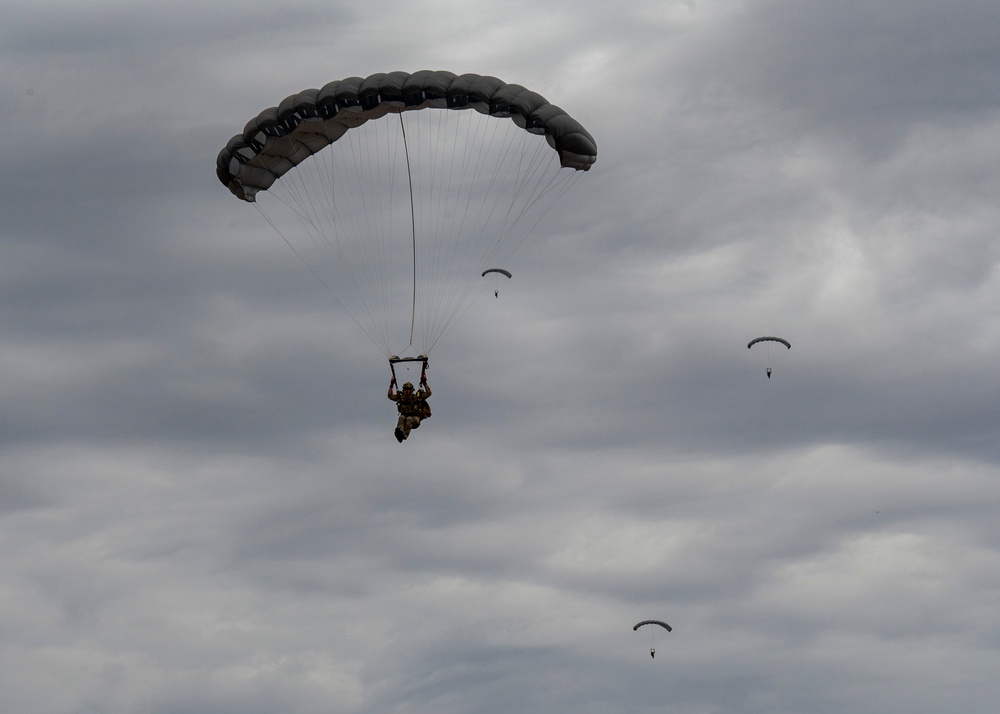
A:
[482, 268, 512, 299]
[633, 620, 672, 659]
[747, 336, 791, 378]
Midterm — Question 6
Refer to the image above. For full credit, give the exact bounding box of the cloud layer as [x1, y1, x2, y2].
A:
[2, 1, 999, 712]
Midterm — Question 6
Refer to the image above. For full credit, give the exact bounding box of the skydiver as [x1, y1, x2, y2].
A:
[650, 648, 655, 659]
[495, 290, 499, 298]
[387, 377, 431, 442]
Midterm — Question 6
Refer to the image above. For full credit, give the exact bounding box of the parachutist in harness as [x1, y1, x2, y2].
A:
[388, 357, 431, 442]
[748, 336, 790, 379]
[633, 619, 671, 660]
[483, 269, 511, 301]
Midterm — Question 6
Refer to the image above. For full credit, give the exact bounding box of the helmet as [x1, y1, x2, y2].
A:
[402, 382, 414, 390]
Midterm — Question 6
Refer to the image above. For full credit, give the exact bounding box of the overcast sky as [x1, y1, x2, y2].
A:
[3, 1, 1000, 712]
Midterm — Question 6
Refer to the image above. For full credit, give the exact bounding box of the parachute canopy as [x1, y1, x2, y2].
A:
[481, 268, 512, 278]
[747, 336, 791, 350]
[633, 620, 672, 632]
[218, 71, 596, 201]
[217, 70, 596, 359]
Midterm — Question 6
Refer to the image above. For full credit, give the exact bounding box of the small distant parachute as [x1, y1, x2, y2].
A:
[633, 620, 672, 632]
[747, 336, 790, 378]
[747, 336, 791, 350]
[634, 620, 671, 658]
[482, 268, 512, 297]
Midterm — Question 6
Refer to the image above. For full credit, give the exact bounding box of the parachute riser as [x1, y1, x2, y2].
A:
[389, 355, 428, 385]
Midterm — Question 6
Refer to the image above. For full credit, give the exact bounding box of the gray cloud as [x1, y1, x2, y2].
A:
[2, 1, 999, 712]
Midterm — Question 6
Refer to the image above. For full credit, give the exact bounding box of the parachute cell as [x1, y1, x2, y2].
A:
[217, 70, 596, 360]
[633, 620, 672, 632]
[747, 336, 791, 350]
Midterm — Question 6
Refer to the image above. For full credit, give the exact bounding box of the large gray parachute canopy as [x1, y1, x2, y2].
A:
[747, 336, 791, 350]
[633, 620, 672, 632]
[217, 70, 598, 202]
